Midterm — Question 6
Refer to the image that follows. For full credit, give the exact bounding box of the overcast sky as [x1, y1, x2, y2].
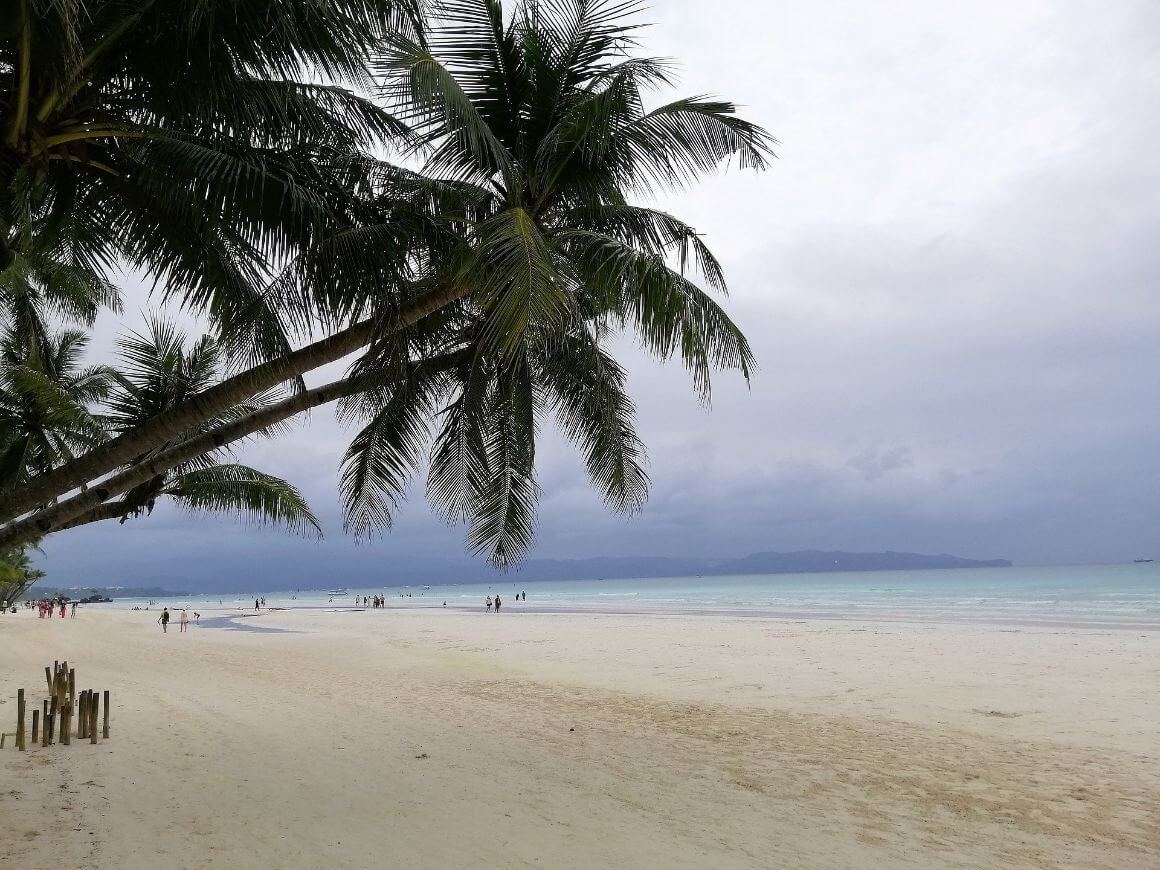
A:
[37, 0, 1160, 586]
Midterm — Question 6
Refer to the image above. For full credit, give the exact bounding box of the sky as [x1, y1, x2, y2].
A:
[36, 0, 1160, 588]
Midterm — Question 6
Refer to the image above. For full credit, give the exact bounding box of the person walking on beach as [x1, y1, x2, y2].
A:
[193, 612, 200, 624]
[494, 594, 502, 613]
[486, 596, 493, 612]
[158, 608, 170, 633]
[179, 610, 189, 632]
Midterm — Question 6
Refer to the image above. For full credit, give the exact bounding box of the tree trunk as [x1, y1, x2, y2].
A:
[51, 502, 130, 532]
[8, 348, 465, 547]
[0, 283, 467, 523]
[2, 378, 366, 547]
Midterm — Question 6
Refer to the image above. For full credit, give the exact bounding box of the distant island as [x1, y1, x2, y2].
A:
[32, 585, 191, 601]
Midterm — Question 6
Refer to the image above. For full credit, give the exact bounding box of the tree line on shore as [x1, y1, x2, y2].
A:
[0, 0, 775, 592]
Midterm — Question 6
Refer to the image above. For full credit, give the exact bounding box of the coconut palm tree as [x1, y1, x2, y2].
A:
[0, 0, 434, 519]
[0, 326, 111, 492]
[51, 319, 319, 534]
[0, 0, 775, 559]
[0, 0, 417, 354]
[336, 0, 776, 563]
[0, 538, 45, 605]
[0, 315, 318, 534]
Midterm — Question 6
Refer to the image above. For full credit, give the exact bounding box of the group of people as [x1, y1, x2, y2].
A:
[485, 591, 526, 612]
[27, 599, 77, 618]
[362, 595, 387, 608]
[156, 607, 200, 632]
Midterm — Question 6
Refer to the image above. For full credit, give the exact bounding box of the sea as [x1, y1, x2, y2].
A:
[93, 562, 1160, 631]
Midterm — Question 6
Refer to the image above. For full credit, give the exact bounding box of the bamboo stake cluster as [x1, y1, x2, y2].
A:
[5, 661, 111, 751]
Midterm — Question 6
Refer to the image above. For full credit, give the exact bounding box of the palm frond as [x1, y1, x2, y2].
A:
[163, 463, 321, 537]
[468, 207, 566, 354]
[339, 373, 435, 537]
[535, 325, 647, 512]
[606, 96, 778, 194]
[465, 355, 538, 566]
[561, 228, 754, 400]
[377, 28, 515, 181]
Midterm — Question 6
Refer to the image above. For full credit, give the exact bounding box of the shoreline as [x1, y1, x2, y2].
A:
[96, 599, 1160, 632]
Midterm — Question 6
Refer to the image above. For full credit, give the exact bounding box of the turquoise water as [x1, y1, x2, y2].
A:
[94, 563, 1160, 630]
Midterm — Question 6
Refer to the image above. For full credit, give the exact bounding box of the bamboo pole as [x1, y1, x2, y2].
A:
[31, 709, 39, 744]
[61, 700, 70, 745]
[44, 666, 52, 693]
[68, 667, 75, 711]
[16, 689, 25, 751]
[41, 700, 47, 746]
[47, 697, 56, 744]
[89, 691, 98, 744]
[102, 690, 109, 739]
[78, 691, 88, 739]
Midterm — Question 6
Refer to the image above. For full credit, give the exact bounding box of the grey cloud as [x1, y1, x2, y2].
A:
[34, 0, 1160, 586]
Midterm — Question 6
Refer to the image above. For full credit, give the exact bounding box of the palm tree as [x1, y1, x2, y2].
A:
[0, 539, 45, 605]
[0, 0, 775, 558]
[328, 0, 775, 564]
[0, 0, 433, 518]
[1, 0, 415, 353]
[0, 326, 111, 492]
[53, 319, 319, 535]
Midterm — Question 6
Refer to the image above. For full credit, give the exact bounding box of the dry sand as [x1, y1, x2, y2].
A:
[1, 606, 1158, 869]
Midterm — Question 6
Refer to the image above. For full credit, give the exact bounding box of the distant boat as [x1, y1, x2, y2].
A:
[1133, 559, 1153, 563]
[327, 588, 349, 595]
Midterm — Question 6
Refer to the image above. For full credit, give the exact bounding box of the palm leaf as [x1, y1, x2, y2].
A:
[163, 463, 321, 536]
[465, 354, 538, 566]
[535, 324, 647, 513]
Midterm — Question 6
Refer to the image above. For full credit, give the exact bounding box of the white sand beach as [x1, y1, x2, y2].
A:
[2, 607, 1158, 868]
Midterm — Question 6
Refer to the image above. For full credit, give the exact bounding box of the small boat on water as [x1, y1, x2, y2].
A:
[1133, 559, 1153, 563]
[327, 588, 349, 595]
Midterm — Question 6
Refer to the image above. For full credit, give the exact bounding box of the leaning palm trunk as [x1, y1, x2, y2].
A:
[0, 283, 466, 523]
[0, 377, 363, 546]
[51, 503, 134, 532]
[0, 348, 466, 547]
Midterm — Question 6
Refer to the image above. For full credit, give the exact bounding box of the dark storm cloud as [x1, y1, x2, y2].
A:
[35, 0, 1160, 586]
